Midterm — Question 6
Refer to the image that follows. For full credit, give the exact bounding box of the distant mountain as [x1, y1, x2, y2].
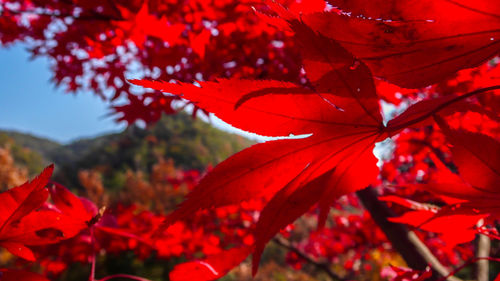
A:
[1, 113, 254, 188]
[0, 130, 72, 165]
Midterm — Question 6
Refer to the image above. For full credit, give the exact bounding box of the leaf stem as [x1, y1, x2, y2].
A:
[385, 85, 500, 134]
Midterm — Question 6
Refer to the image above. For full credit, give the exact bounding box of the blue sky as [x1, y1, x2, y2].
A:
[0, 45, 125, 143]
[0, 45, 268, 143]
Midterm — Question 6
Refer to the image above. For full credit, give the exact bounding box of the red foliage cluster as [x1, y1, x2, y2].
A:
[0, 0, 316, 124]
[285, 197, 389, 273]
[0, 165, 264, 280]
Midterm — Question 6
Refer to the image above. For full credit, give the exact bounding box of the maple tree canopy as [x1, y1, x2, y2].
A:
[0, 0, 499, 280]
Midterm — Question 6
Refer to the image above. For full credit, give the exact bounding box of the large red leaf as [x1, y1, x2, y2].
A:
[133, 55, 384, 231]
[131, 12, 498, 278]
[132, 79, 381, 138]
[158, 133, 380, 228]
[303, 0, 500, 88]
[134, 48, 383, 275]
[134, 30, 384, 276]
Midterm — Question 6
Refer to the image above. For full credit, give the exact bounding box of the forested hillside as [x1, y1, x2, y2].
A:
[1, 113, 253, 188]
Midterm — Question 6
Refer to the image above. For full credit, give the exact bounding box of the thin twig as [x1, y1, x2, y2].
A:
[437, 257, 500, 281]
[273, 235, 347, 281]
[89, 227, 97, 281]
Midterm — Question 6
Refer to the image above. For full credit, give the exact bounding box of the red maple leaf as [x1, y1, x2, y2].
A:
[303, 0, 500, 88]
[114, 1, 185, 47]
[130, 12, 500, 278]
[0, 165, 85, 261]
[132, 26, 383, 279]
[47, 183, 157, 258]
[48, 182, 97, 227]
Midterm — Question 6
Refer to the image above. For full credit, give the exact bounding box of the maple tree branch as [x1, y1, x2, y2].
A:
[437, 257, 500, 281]
[273, 236, 347, 281]
[356, 187, 462, 281]
[475, 220, 490, 281]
